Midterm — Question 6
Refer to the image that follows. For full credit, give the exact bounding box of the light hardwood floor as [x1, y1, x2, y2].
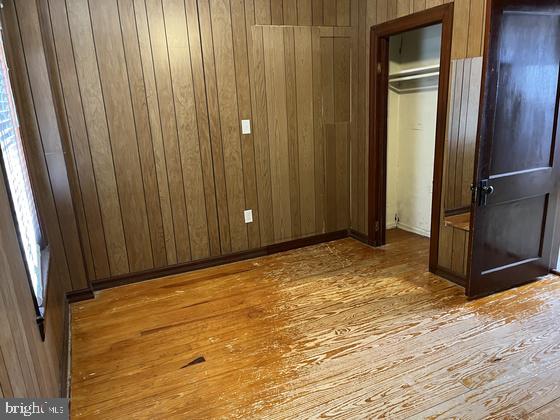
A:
[70, 230, 560, 419]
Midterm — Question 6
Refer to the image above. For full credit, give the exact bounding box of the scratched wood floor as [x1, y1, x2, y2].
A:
[70, 229, 560, 419]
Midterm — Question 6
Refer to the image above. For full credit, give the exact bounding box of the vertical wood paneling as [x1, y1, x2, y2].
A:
[66, 0, 129, 275]
[231, 0, 261, 249]
[451, 0, 470, 59]
[250, 26, 275, 245]
[397, 0, 410, 17]
[0, 172, 63, 395]
[198, 0, 232, 254]
[294, 27, 316, 235]
[444, 57, 483, 213]
[467, 0, 486, 57]
[185, 0, 222, 256]
[253, 26, 352, 239]
[18, 0, 88, 290]
[89, 0, 153, 272]
[118, 0, 167, 267]
[283, 0, 298, 25]
[313, 0, 324, 25]
[337, 0, 351, 26]
[298, 0, 313, 25]
[284, 28, 302, 237]
[461, 58, 483, 206]
[41, 0, 491, 286]
[414, 0, 426, 12]
[210, 0, 249, 252]
[334, 36, 351, 229]
[312, 26, 325, 233]
[254, 0, 272, 24]
[263, 26, 292, 241]
[145, 0, 192, 263]
[323, 0, 337, 26]
[270, 0, 284, 24]
[133, 0, 177, 265]
[426, 0, 443, 8]
[163, 0, 210, 260]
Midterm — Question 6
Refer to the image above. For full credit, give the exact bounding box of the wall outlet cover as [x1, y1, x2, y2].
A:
[244, 209, 253, 223]
[241, 119, 251, 135]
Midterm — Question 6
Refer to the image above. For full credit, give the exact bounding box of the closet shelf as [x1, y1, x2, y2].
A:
[388, 64, 440, 80]
[388, 65, 440, 93]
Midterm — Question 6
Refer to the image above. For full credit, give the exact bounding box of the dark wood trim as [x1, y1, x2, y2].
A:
[348, 228, 372, 245]
[435, 267, 467, 287]
[93, 230, 349, 291]
[66, 287, 95, 304]
[551, 269, 560, 276]
[368, 4, 454, 274]
[444, 206, 471, 217]
[60, 297, 70, 398]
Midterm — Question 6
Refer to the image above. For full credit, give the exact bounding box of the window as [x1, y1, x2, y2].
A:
[0, 34, 45, 315]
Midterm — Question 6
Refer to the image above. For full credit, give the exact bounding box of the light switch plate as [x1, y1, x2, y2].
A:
[241, 119, 251, 135]
[244, 209, 253, 223]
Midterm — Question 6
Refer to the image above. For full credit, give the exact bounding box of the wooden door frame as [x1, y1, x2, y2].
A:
[368, 4, 454, 273]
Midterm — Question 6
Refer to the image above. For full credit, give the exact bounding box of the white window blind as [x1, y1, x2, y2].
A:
[0, 35, 43, 309]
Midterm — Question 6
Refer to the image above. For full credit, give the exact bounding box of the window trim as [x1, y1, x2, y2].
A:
[0, 19, 49, 341]
[0, 154, 49, 340]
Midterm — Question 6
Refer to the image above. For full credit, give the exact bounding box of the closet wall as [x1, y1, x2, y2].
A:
[386, 25, 440, 237]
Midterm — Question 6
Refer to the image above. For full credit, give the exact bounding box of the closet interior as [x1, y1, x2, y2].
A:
[386, 24, 443, 240]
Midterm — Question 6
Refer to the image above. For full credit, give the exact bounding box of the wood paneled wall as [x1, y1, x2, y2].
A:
[0, 0, 82, 397]
[44, 0, 356, 283]
[0, 164, 65, 397]
[438, 57, 483, 277]
[444, 57, 483, 213]
[252, 26, 352, 240]
[20, 0, 488, 287]
[253, 0, 352, 26]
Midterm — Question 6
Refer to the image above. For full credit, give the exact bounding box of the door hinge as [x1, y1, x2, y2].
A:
[377, 63, 382, 74]
[375, 221, 380, 232]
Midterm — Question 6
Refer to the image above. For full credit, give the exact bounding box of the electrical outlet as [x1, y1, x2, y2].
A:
[244, 209, 253, 224]
[241, 119, 251, 135]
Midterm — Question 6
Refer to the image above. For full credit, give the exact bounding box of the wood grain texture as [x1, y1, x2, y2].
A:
[254, 26, 352, 241]
[41, 0, 490, 287]
[445, 57, 483, 213]
[0, 165, 64, 397]
[66, 0, 129, 275]
[44, 0, 374, 284]
[70, 230, 560, 418]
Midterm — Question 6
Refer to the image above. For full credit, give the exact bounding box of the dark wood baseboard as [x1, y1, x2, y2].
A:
[92, 230, 349, 291]
[551, 269, 560, 276]
[61, 298, 70, 398]
[348, 228, 371, 245]
[66, 287, 95, 304]
[434, 267, 467, 287]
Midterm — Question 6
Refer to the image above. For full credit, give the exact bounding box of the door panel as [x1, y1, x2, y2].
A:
[490, 12, 560, 175]
[468, 0, 560, 297]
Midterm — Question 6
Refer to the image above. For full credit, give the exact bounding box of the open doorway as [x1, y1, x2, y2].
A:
[386, 24, 442, 241]
[369, 4, 453, 274]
